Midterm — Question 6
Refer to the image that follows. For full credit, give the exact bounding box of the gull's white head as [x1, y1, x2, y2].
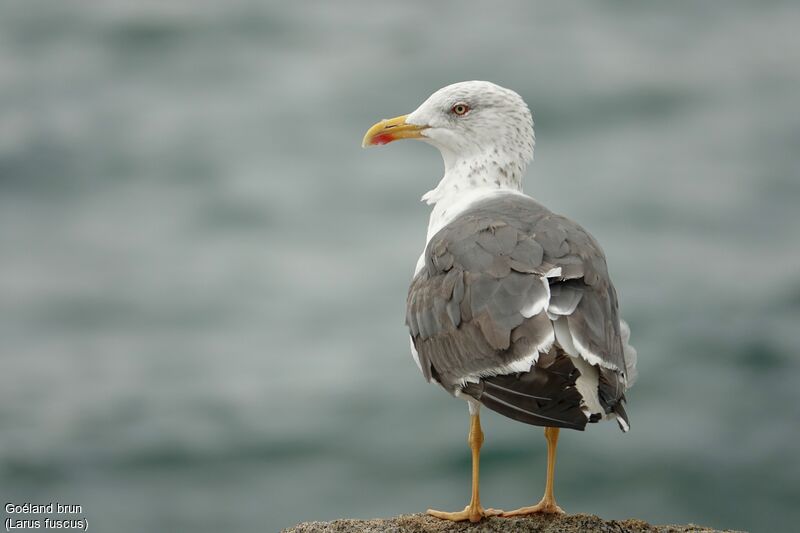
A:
[363, 81, 534, 202]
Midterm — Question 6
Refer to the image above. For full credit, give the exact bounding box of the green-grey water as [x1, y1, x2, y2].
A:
[1, 2, 799, 532]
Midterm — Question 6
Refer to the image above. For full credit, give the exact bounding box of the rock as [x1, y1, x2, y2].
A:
[282, 513, 745, 533]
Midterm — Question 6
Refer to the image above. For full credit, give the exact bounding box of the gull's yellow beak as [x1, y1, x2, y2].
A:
[362, 114, 427, 148]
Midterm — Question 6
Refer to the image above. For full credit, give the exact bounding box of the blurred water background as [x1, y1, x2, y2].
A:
[2, 1, 799, 532]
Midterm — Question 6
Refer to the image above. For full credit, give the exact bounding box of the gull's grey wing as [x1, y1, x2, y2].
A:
[406, 193, 630, 430]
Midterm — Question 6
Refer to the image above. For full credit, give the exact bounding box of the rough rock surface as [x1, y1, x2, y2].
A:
[282, 513, 745, 533]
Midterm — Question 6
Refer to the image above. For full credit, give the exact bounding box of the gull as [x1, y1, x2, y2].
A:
[363, 81, 637, 523]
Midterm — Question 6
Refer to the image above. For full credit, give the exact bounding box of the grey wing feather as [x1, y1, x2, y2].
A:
[548, 281, 584, 316]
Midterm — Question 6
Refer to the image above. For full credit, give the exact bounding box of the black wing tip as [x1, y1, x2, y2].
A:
[463, 352, 589, 431]
[613, 401, 630, 432]
[478, 391, 588, 430]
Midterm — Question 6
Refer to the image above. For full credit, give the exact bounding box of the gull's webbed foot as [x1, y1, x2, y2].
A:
[501, 498, 564, 517]
[427, 504, 502, 523]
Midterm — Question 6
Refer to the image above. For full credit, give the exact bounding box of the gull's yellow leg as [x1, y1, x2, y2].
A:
[502, 427, 565, 517]
[427, 413, 502, 522]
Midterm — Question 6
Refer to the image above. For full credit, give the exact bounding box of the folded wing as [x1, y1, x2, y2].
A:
[406, 193, 633, 431]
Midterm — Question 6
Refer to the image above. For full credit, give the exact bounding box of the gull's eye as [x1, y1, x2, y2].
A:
[451, 103, 470, 116]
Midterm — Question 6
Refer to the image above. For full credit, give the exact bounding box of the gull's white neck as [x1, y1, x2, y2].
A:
[414, 150, 528, 275]
[423, 150, 526, 244]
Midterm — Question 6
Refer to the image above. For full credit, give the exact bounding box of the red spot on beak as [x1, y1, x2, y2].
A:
[371, 133, 395, 145]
